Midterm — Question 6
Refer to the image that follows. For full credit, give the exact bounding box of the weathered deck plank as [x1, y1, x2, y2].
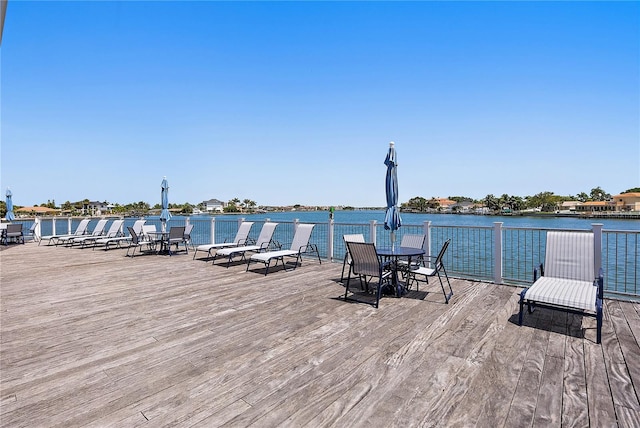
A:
[1, 242, 639, 427]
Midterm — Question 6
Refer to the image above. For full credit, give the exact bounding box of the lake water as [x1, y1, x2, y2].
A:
[192, 210, 640, 231]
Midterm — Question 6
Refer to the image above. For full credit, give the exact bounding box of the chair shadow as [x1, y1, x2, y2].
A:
[507, 312, 593, 342]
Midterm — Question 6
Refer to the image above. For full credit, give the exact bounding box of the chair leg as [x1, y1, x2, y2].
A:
[341, 253, 348, 282]
[518, 289, 526, 325]
[438, 266, 454, 304]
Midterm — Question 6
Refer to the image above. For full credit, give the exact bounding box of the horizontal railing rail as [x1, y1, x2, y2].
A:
[13, 216, 640, 300]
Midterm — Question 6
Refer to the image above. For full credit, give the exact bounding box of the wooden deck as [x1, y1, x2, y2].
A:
[1, 242, 639, 427]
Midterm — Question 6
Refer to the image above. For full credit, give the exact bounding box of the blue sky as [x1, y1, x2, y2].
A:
[1, 1, 638, 207]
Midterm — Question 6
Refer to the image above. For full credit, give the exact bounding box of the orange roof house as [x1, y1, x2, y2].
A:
[612, 193, 640, 212]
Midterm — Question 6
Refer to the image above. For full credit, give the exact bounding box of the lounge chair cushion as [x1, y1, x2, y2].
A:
[523, 276, 597, 313]
[250, 250, 297, 262]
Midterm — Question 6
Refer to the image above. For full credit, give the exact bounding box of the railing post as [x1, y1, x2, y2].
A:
[68, 217, 72, 235]
[328, 219, 334, 262]
[370, 220, 377, 245]
[52, 217, 56, 236]
[493, 222, 503, 285]
[592, 223, 603, 278]
[210, 217, 215, 244]
[423, 220, 432, 258]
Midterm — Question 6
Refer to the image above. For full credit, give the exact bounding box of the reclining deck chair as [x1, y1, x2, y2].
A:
[214, 222, 278, 268]
[406, 239, 453, 303]
[344, 241, 392, 309]
[341, 234, 366, 283]
[247, 224, 321, 275]
[518, 231, 603, 344]
[193, 221, 254, 260]
[94, 219, 143, 250]
[60, 219, 108, 247]
[40, 218, 90, 246]
[81, 219, 124, 248]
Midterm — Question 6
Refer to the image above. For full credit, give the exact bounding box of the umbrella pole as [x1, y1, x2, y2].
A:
[391, 231, 396, 251]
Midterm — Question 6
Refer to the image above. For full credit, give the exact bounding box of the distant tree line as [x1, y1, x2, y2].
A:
[402, 187, 640, 213]
[4, 187, 638, 218]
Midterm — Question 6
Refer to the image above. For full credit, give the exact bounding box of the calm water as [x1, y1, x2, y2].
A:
[193, 210, 639, 231]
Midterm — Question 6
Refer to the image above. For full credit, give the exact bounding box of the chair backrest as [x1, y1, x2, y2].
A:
[74, 219, 91, 235]
[544, 231, 594, 281]
[130, 219, 146, 236]
[435, 239, 451, 267]
[347, 241, 382, 277]
[400, 234, 425, 250]
[255, 222, 278, 247]
[184, 224, 194, 239]
[90, 219, 108, 236]
[169, 226, 185, 240]
[289, 224, 315, 251]
[7, 223, 22, 233]
[233, 222, 254, 244]
[127, 226, 140, 244]
[104, 219, 124, 237]
[343, 234, 365, 244]
[142, 224, 156, 235]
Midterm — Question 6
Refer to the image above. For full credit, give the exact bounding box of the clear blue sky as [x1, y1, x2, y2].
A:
[1, 1, 638, 207]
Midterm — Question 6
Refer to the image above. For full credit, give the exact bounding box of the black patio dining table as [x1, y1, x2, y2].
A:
[146, 230, 170, 254]
[376, 246, 425, 297]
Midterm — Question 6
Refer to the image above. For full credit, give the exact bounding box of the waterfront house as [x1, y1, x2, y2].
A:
[612, 192, 640, 212]
[86, 201, 113, 216]
[202, 198, 225, 212]
[575, 201, 616, 213]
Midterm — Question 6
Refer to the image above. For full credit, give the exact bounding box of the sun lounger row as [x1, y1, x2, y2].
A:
[194, 221, 321, 275]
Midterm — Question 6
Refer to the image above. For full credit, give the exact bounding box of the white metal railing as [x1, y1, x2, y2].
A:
[21, 216, 640, 300]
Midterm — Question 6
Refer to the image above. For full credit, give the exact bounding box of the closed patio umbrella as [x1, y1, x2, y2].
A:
[384, 142, 401, 249]
[5, 188, 15, 221]
[160, 177, 171, 232]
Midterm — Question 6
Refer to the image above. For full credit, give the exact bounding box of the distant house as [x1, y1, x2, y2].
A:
[612, 193, 640, 212]
[431, 197, 457, 212]
[87, 201, 112, 216]
[575, 201, 615, 213]
[560, 201, 583, 212]
[203, 198, 225, 212]
[451, 201, 475, 213]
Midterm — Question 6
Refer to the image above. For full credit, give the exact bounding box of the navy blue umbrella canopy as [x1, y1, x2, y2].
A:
[384, 142, 401, 245]
[5, 188, 15, 222]
[160, 177, 171, 230]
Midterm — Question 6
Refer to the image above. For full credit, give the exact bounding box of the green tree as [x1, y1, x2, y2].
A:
[243, 199, 256, 212]
[590, 187, 610, 201]
[528, 191, 560, 212]
[576, 192, 589, 202]
[406, 196, 428, 211]
[483, 194, 500, 211]
[624, 187, 640, 193]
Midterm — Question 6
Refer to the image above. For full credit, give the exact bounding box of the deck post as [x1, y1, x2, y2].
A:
[328, 219, 334, 262]
[210, 217, 215, 244]
[52, 217, 57, 236]
[68, 217, 72, 235]
[592, 223, 603, 278]
[493, 222, 503, 284]
[370, 220, 377, 245]
[423, 220, 432, 258]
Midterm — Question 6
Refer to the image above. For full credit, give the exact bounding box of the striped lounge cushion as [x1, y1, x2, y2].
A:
[524, 277, 597, 313]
